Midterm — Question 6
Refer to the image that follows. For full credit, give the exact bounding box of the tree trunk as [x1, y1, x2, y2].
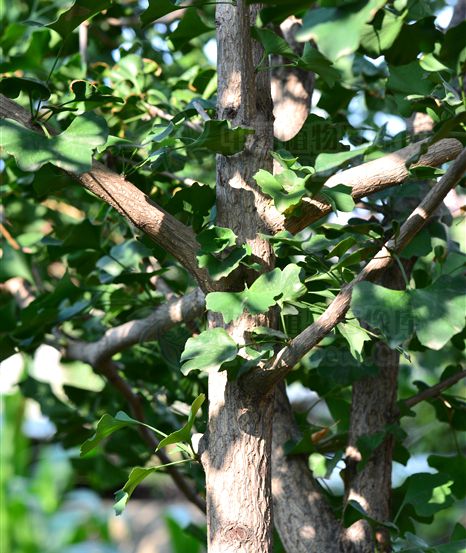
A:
[344, 262, 414, 552]
[199, 2, 276, 551]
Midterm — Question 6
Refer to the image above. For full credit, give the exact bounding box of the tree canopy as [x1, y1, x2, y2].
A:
[1, 0, 465, 552]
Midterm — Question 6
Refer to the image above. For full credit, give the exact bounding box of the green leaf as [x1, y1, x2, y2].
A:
[197, 244, 251, 280]
[48, 0, 113, 38]
[206, 264, 306, 323]
[296, 44, 340, 86]
[114, 466, 157, 515]
[387, 61, 434, 96]
[141, 0, 179, 26]
[169, 9, 213, 50]
[402, 472, 454, 517]
[180, 328, 238, 375]
[1, 113, 108, 173]
[360, 9, 406, 57]
[296, 0, 387, 61]
[315, 147, 367, 173]
[251, 27, 297, 58]
[428, 454, 466, 499]
[96, 239, 151, 283]
[197, 226, 237, 253]
[80, 411, 154, 456]
[351, 281, 413, 347]
[338, 320, 370, 360]
[192, 120, 254, 156]
[344, 499, 398, 530]
[0, 76, 50, 100]
[157, 394, 205, 450]
[352, 276, 466, 349]
[70, 80, 124, 104]
[254, 169, 308, 212]
[411, 276, 465, 350]
[319, 184, 355, 212]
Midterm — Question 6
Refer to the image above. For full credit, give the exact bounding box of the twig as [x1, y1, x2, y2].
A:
[0, 223, 21, 250]
[193, 100, 211, 122]
[98, 360, 206, 513]
[404, 370, 466, 409]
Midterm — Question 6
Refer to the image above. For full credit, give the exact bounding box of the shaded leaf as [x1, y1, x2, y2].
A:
[296, 0, 386, 61]
[192, 120, 254, 156]
[0, 76, 50, 100]
[352, 276, 466, 349]
[141, 0, 180, 26]
[181, 328, 238, 374]
[320, 184, 356, 212]
[297, 44, 340, 86]
[48, 0, 113, 38]
[1, 113, 108, 173]
[170, 9, 213, 50]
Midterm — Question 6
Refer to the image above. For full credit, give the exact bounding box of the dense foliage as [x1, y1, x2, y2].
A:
[1, 0, 465, 551]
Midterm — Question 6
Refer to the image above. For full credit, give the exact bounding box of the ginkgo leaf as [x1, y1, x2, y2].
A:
[181, 328, 238, 374]
[1, 113, 108, 173]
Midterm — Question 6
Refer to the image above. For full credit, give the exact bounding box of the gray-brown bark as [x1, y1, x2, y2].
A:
[343, 263, 413, 553]
[271, 17, 314, 141]
[272, 383, 344, 553]
[199, 2, 276, 551]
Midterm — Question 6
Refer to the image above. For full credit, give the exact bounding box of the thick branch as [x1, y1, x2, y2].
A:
[66, 288, 205, 365]
[404, 370, 466, 409]
[0, 94, 212, 291]
[266, 138, 463, 234]
[253, 147, 466, 390]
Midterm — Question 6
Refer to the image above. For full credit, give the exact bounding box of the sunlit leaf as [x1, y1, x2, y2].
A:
[157, 394, 205, 450]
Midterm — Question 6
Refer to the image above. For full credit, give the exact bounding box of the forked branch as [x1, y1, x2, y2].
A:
[267, 137, 463, 234]
[254, 147, 466, 390]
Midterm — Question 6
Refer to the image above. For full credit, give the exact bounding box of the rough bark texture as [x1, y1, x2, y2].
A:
[199, 2, 276, 552]
[272, 383, 344, 553]
[343, 264, 413, 553]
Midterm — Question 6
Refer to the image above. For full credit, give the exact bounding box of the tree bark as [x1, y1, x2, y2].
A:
[199, 2, 276, 552]
[343, 264, 413, 553]
[272, 383, 344, 553]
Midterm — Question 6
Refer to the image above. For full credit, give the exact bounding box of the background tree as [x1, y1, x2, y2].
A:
[1, 0, 465, 552]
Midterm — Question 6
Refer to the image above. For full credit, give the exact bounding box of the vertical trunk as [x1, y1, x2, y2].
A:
[344, 263, 413, 552]
[272, 382, 345, 553]
[200, 2, 275, 552]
